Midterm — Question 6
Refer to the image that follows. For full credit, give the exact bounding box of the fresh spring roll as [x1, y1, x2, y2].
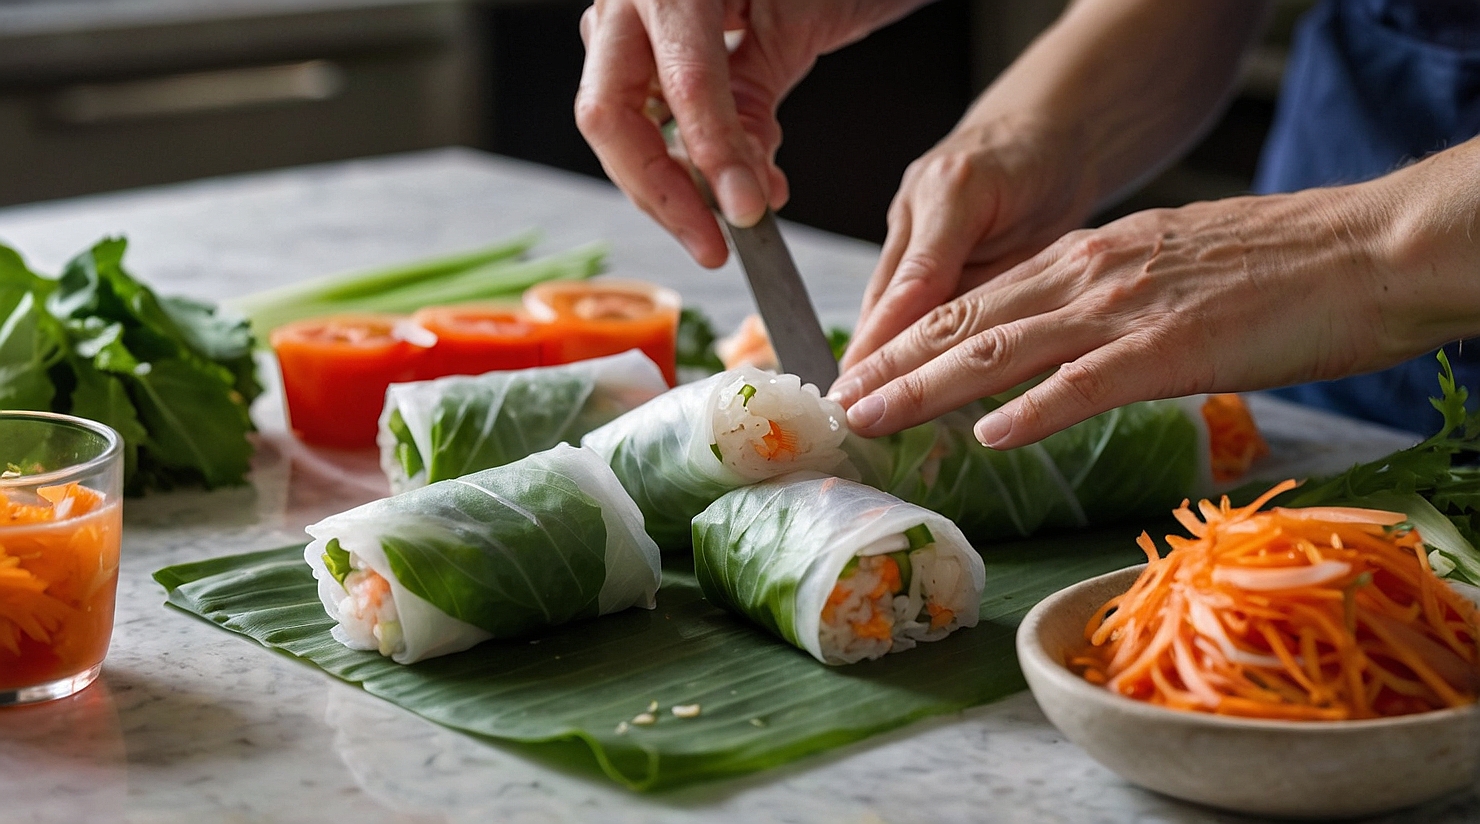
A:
[378, 349, 668, 493]
[305, 443, 661, 664]
[580, 365, 849, 550]
[842, 394, 1264, 544]
[693, 472, 985, 665]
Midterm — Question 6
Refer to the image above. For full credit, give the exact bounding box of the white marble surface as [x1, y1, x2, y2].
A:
[0, 148, 1473, 823]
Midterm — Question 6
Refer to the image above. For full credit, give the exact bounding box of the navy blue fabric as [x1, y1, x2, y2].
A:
[1253, 0, 1480, 435]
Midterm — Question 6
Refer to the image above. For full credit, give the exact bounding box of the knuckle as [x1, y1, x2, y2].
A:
[954, 325, 1014, 371]
[573, 94, 620, 141]
[1051, 359, 1114, 410]
[913, 300, 982, 351]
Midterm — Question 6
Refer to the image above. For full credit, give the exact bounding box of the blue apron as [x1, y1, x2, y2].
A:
[1253, 0, 1480, 435]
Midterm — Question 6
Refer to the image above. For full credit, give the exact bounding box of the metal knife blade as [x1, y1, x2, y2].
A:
[718, 211, 839, 391]
[653, 109, 838, 390]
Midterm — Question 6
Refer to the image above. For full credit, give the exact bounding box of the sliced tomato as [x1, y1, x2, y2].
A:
[270, 314, 430, 449]
[524, 278, 680, 385]
[411, 303, 543, 377]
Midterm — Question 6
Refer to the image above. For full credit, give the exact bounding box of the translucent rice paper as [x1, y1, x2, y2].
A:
[305, 444, 661, 664]
[692, 471, 986, 665]
[842, 397, 1210, 544]
[582, 366, 847, 550]
[378, 349, 668, 493]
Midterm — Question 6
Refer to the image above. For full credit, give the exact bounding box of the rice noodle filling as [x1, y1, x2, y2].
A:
[334, 553, 406, 658]
[817, 543, 971, 665]
[711, 371, 846, 480]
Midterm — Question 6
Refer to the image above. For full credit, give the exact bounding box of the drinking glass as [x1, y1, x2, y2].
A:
[0, 411, 123, 705]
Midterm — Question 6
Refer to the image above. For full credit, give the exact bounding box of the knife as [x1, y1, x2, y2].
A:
[714, 210, 839, 391]
[656, 108, 839, 391]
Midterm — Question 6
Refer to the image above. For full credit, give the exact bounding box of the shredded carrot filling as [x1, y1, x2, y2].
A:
[1071, 479, 1480, 720]
[1201, 394, 1269, 483]
[852, 613, 893, 641]
[753, 420, 798, 461]
[0, 483, 108, 656]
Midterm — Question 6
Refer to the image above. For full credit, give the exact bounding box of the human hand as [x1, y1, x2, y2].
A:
[830, 183, 1441, 448]
[575, 0, 924, 267]
[841, 114, 1094, 371]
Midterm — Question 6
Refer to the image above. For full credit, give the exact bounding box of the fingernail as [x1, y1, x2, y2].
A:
[847, 394, 885, 432]
[976, 411, 1011, 447]
[826, 377, 861, 407]
[714, 165, 766, 227]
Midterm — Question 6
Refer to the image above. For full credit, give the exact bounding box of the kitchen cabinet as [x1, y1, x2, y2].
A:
[0, 0, 481, 207]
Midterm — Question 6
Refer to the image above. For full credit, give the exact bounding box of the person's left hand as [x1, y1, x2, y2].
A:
[829, 183, 1429, 449]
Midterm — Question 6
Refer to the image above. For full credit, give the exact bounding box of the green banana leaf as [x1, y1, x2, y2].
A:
[154, 526, 1147, 791]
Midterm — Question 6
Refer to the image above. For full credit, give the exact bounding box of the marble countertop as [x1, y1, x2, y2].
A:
[0, 148, 1473, 823]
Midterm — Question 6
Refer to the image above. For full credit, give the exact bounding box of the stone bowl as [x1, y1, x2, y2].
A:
[1016, 565, 1480, 819]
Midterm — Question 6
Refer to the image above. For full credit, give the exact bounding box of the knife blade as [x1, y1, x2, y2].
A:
[716, 211, 839, 391]
[653, 106, 839, 390]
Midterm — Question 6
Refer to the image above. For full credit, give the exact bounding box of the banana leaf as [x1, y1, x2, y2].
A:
[155, 527, 1145, 791]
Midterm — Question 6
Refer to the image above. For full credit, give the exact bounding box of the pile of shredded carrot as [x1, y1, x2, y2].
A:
[0, 483, 106, 656]
[1070, 479, 1480, 720]
[1201, 394, 1270, 483]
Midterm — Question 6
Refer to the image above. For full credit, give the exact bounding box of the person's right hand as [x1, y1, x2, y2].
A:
[575, 0, 927, 267]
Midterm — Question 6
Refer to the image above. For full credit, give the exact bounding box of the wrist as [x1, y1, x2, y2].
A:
[1373, 140, 1480, 354]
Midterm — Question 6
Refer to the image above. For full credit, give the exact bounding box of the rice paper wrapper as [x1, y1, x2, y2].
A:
[842, 397, 1209, 544]
[378, 349, 668, 493]
[692, 471, 985, 665]
[305, 443, 661, 664]
[582, 366, 846, 550]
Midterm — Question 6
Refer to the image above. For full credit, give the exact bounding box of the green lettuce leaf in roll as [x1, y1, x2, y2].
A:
[581, 365, 849, 550]
[378, 349, 668, 493]
[305, 443, 661, 664]
[693, 471, 985, 665]
[842, 397, 1213, 544]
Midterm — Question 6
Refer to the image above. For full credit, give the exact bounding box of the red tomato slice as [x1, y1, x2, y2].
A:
[411, 304, 543, 377]
[524, 279, 680, 385]
[270, 314, 429, 449]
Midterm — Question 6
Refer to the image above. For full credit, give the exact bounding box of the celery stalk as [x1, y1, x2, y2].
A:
[349, 242, 608, 311]
[226, 231, 541, 335]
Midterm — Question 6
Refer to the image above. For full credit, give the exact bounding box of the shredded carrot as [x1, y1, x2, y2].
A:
[0, 483, 120, 687]
[1201, 394, 1270, 483]
[852, 613, 893, 641]
[1071, 479, 1480, 720]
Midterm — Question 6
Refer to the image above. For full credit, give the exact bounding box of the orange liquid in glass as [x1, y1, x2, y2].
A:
[0, 486, 121, 691]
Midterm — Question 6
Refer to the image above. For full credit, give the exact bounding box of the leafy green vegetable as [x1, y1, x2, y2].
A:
[676, 307, 724, 374]
[322, 539, 353, 586]
[154, 525, 1145, 790]
[376, 466, 611, 636]
[0, 237, 261, 494]
[1268, 352, 1480, 583]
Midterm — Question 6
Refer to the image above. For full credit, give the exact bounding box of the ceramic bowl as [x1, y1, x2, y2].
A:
[1017, 565, 1480, 819]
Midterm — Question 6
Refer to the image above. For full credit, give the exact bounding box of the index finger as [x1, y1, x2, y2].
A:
[641, 5, 769, 228]
[575, 3, 728, 265]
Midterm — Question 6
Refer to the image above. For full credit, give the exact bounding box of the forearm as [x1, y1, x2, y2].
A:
[958, 0, 1270, 215]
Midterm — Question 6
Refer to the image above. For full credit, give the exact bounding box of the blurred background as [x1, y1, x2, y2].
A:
[0, 0, 1314, 242]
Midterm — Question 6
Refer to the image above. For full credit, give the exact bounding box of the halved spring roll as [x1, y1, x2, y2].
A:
[305, 443, 661, 664]
[692, 472, 985, 665]
[581, 366, 848, 550]
[378, 349, 668, 493]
